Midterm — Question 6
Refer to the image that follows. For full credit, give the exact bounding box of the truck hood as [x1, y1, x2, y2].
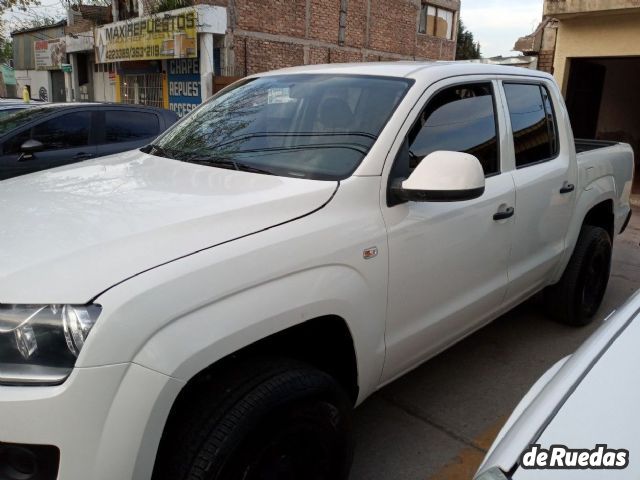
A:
[0, 151, 337, 304]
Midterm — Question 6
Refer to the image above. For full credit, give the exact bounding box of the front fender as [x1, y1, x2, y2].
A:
[132, 264, 385, 399]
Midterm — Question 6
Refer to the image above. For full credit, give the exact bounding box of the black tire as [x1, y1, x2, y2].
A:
[546, 225, 612, 326]
[153, 358, 354, 480]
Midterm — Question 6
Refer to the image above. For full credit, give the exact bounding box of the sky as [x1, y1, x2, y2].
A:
[459, 0, 544, 58]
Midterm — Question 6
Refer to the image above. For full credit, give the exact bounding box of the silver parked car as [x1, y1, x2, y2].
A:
[476, 290, 640, 480]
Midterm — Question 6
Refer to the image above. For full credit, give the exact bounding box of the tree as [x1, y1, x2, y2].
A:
[0, 36, 11, 64]
[456, 19, 481, 60]
[0, 0, 40, 17]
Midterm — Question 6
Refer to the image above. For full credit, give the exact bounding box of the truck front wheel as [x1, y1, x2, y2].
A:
[153, 358, 354, 480]
[546, 225, 612, 326]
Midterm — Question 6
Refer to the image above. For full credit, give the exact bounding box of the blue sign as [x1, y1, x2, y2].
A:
[168, 58, 201, 118]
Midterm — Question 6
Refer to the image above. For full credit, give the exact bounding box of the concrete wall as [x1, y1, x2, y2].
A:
[13, 69, 51, 101]
[93, 70, 116, 102]
[545, 0, 640, 17]
[553, 11, 640, 91]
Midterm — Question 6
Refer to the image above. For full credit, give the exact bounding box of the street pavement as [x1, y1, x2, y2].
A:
[351, 202, 640, 480]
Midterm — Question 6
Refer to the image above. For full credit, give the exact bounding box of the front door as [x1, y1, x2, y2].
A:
[0, 110, 96, 180]
[381, 80, 515, 382]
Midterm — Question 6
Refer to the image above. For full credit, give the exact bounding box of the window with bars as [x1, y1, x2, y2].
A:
[120, 73, 164, 109]
[418, 4, 455, 40]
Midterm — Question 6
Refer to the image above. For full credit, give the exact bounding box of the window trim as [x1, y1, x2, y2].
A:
[502, 81, 561, 170]
[403, 80, 502, 178]
[418, 3, 456, 40]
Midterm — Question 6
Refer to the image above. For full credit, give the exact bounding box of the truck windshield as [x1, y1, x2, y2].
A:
[153, 74, 413, 180]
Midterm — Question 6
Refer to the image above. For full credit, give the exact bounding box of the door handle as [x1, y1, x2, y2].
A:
[73, 152, 94, 160]
[493, 206, 514, 221]
[560, 183, 575, 194]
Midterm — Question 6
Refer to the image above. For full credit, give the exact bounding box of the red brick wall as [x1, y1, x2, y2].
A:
[537, 50, 554, 74]
[235, 0, 307, 38]
[368, 0, 417, 57]
[226, 0, 460, 75]
[235, 36, 305, 75]
[308, 0, 341, 43]
[344, 0, 366, 48]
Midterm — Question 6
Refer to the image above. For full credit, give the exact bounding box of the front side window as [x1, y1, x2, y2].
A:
[503, 83, 558, 168]
[104, 111, 160, 143]
[32, 112, 91, 149]
[408, 82, 500, 176]
[419, 4, 454, 39]
[154, 74, 412, 180]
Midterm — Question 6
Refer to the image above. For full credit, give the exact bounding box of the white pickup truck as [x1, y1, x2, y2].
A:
[0, 63, 634, 480]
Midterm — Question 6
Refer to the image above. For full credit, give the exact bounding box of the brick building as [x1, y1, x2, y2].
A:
[220, 0, 460, 77]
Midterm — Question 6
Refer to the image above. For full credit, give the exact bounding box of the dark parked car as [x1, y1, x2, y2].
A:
[0, 103, 178, 180]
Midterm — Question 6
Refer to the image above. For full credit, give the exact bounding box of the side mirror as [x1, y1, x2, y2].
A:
[393, 151, 485, 202]
[18, 139, 44, 161]
[21, 139, 44, 153]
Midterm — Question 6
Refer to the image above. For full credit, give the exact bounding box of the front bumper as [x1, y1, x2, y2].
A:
[0, 363, 184, 480]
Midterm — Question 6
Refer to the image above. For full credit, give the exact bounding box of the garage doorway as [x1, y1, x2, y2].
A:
[565, 57, 640, 192]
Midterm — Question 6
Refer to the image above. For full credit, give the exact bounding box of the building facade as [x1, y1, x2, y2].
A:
[11, 21, 68, 102]
[52, 0, 459, 116]
[221, 0, 459, 76]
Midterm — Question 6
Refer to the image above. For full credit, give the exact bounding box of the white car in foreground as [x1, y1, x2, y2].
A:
[0, 62, 634, 480]
[476, 289, 640, 480]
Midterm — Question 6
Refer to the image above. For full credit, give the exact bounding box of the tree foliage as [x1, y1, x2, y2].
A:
[456, 19, 481, 60]
[0, 36, 12, 64]
[0, 0, 40, 16]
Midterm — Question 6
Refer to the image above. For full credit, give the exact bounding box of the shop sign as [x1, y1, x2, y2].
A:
[34, 38, 66, 70]
[95, 7, 198, 63]
[168, 57, 201, 118]
[66, 32, 94, 53]
[61, 63, 73, 73]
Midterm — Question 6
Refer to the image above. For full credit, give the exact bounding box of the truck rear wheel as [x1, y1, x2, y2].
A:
[153, 358, 354, 480]
[546, 225, 612, 326]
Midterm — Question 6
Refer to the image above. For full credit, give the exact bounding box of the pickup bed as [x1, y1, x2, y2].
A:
[0, 62, 634, 480]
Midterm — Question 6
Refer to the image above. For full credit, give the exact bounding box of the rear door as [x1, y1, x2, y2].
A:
[94, 109, 163, 157]
[498, 80, 577, 303]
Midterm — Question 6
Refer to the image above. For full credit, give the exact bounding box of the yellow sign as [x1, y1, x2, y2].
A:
[95, 7, 198, 63]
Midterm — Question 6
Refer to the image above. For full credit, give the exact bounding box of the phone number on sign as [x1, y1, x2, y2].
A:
[105, 45, 162, 60]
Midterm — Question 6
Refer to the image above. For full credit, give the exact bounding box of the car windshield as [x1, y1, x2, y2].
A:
[0, 107, 53, 135]
[153, 74, 413, 180]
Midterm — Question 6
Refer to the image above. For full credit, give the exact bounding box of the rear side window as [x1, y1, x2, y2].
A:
[503, 83, 558, 167]
[408, 82, 499, 176]
[32, 112, 91, 149]
[105, 111, 160, 143]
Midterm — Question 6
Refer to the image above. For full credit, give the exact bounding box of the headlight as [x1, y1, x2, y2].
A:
[475, 467, 510, 480]
[0, 304, 101, 386]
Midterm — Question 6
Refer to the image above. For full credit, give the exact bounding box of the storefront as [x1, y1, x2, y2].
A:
[33, 37, 67, 102]
[93, 4, 226, 115]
